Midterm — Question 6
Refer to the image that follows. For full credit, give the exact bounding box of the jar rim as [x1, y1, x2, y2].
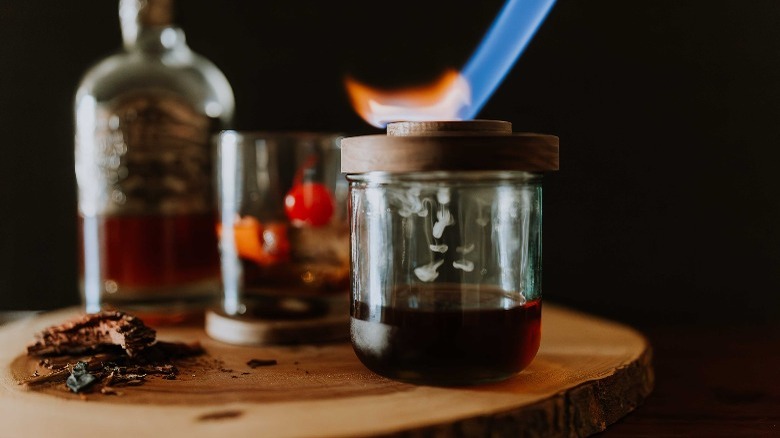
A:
[346, 170, 542, 183]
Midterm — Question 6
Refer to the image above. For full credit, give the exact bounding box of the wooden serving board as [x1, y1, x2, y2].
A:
[0, 305, 652, 437]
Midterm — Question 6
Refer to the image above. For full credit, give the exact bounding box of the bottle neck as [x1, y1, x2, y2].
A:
[119, 0, 182, 51]
[125, 26, 188, 53]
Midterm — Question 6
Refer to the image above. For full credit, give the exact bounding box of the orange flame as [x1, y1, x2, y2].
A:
[345, 70, 471, 128]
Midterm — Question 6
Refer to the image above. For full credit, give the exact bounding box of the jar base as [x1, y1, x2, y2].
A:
[353, 355, 522, 386]
[350, 295, 542, 386]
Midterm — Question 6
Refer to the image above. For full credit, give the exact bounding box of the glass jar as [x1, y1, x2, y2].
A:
[341, 120, 559, 385]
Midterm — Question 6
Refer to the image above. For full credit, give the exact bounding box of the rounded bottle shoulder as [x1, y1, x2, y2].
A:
[75, 49, 234, 123]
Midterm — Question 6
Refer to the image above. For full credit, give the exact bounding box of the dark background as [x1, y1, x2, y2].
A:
[1, 0, 779, 327]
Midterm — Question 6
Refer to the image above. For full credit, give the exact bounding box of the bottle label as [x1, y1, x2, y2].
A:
[91, 91, 215, 216]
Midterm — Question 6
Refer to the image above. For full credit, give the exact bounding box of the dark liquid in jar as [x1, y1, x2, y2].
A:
[350, 286, 541, 385]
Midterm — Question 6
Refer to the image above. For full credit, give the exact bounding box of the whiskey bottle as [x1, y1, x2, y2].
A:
[75, 0, 234, 320]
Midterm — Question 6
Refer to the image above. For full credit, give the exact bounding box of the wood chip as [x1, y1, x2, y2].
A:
[247, 359, 277, 368]
[27, 311, 156, 357]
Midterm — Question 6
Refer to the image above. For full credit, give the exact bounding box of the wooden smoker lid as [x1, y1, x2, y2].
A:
[340, 120, 559, 173]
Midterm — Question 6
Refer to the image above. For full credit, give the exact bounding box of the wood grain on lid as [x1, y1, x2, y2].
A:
[387, 120, 512, 136]
[341, 122, 559, 174]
